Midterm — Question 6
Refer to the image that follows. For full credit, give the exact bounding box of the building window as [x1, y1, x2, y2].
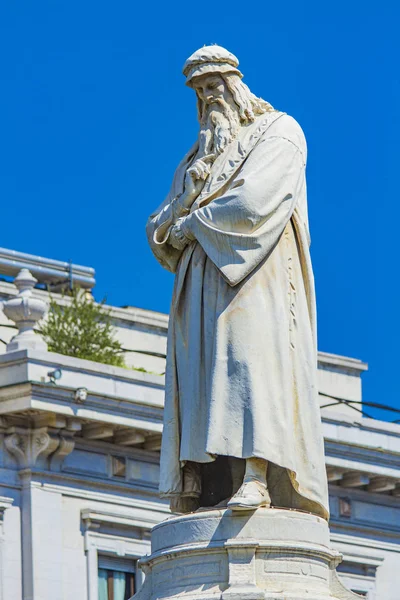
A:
[98, 556, 135, 600]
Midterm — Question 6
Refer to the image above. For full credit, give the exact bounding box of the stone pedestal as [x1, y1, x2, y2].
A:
[132, 508, 360, 600]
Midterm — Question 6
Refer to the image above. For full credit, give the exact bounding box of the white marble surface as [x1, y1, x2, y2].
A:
[133, 508, 360, 600]
[147, 44, 329, 516]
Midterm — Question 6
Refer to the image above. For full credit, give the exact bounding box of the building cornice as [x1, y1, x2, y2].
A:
[318, 351, 368, 373]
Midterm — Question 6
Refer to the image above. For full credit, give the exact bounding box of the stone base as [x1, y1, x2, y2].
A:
[6, 332, 48, 352]
[131, 508, 361, 600]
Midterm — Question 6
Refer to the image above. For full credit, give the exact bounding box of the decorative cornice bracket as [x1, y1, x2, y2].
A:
[5, 419, 81, 470]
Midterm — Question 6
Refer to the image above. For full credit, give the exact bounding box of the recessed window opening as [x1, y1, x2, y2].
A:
[98, 556, 135, 600]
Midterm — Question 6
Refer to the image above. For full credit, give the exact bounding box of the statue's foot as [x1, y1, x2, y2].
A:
[227, 479, 271, 511]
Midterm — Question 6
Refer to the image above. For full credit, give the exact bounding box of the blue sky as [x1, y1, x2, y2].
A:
[0, 2, 398, 419]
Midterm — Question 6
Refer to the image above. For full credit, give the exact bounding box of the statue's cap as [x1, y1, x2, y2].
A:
[183, 45, 243, 86]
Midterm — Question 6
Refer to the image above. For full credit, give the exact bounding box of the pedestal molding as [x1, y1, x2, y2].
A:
[131, 508, 362, 600]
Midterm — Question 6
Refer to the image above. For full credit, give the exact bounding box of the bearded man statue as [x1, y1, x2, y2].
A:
[146, 45, 329, 519]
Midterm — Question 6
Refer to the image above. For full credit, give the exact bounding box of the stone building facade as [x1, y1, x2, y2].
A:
[0, 248, 398, 600]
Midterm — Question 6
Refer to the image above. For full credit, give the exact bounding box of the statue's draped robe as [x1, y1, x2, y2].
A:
[147, 112, 329, 519]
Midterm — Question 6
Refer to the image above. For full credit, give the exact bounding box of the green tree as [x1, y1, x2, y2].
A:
[39, 288, 125, 367]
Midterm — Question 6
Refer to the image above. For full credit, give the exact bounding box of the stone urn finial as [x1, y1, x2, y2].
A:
[3, 268, 48, 352]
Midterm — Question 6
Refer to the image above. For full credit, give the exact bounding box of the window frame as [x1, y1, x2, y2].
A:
[98, 564, 135, 600]
[84, 529, 150, 600]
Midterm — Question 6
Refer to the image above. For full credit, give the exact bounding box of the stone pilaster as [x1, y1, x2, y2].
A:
[0, 496, 14, 600]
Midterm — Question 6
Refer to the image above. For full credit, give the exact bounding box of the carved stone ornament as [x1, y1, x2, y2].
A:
[4, 420, 80, 470]
[5, 428, 58, 469]
[3, 268, 48, 352]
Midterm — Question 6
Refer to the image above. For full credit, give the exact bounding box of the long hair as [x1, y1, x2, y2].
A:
[196, 73, 274, 124]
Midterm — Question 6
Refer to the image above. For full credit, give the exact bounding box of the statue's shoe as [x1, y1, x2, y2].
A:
[227, 480, 271, 511]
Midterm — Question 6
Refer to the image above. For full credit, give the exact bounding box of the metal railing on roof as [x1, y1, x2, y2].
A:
[320, 392, 400, 423]
[0, 247, 95, 290]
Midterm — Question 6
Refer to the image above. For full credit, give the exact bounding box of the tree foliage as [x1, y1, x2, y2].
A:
[39, 288, 125, 367]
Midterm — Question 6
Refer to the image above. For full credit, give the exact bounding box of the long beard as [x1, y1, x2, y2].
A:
[198, 100, 241, 158]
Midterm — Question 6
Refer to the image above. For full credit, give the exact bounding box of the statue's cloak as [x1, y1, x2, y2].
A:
[147, 112, 329, 519]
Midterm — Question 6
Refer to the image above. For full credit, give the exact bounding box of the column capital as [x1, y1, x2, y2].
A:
[4, 421, 79, 470]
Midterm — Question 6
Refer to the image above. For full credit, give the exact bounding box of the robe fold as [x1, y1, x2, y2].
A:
[147, 112, 329, 519]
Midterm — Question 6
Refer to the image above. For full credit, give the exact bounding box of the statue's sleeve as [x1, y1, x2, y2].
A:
[146, 200, 184, 273]
[180, 135, 305, 286]
[146, 144, 198, 273]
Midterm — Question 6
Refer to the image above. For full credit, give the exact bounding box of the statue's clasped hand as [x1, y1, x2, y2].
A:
[169, 218, 193, 251]
[188, 154, 215, 182]
[168, 153, 215, 251]
[181, 154, 215, 209]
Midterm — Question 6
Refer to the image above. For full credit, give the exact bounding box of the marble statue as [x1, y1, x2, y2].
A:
[147, 45, 329, 519]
